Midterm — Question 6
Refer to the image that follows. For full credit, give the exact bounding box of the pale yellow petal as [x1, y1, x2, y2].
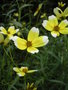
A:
[42, 20, 53, 31]
[59, 28, 68, 34]
[51, 31, 60, 38]
[53, 7, 62, 18]
[11, 36, 27, 50]
[8, 26, 16, 35]
[48, 15, 58, 26]
[28, 27, 39, 41]
[8, 34, 13, 38]
[27, 47, 39, 54]
[13, 67, 20, 73]
[63, 7, 68, 17]
[0, 26, 7, 34]
[17, 72, 25, 77]
[59, 20, 68, 29]
[32, 36, 49, 47]
[27, 70, 38, 73]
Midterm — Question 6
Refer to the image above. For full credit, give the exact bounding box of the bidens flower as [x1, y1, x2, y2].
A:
[42, 15, 68, 38]
[0, 26, 19, 39]
[58, 2, 66, 7]
[53, 7, 68, 19]
[11, 27, 49, 54]
[27, 82, 37, 90]
[13, 67, 38, 77]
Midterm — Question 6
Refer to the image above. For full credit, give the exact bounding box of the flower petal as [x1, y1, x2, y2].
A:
[16, 29, 19, 33]
[11, 36, 27, 50]
[59, 28, 68, 34]
[32, 36, 49, 47]
[63, 7, 68, 17]
[53, 7, 62, 18]
[13, 67, 20, 73]
[17, 72, 25, 77]
[8, 26, 19, 35]
[28, 27, 39, 41]
[48, 15, 58, 26]
[8, 26, 17, 35]
[27, 70, 38, 73]
[42, 20, 53, 31]
[0, 26, 7, 34]
[51, 31, 60, 38]
[13, 67, 25, 77]
[59, 20, 68, 29]
[27, 47, 39, 54]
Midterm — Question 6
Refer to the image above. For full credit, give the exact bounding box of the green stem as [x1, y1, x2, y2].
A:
[16, 0, 21, 22]
[3, 46, 16, 66]
[24, 75, 26, 90]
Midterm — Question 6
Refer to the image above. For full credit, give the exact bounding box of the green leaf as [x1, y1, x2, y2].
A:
[20, 4, 33, 10]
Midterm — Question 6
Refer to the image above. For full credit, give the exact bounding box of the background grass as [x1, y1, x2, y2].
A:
[0, 0, 68, 90]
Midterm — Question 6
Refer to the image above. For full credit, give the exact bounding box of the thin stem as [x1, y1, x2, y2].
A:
[3, 46, 16, 65]
[16, 0, 21, 22]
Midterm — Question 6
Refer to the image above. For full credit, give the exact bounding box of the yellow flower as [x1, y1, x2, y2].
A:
[42, 15, 68, 38]
[58, 2, 66, 7]
[53, 7, 68, 19]
[11, 27, 49, 54]
[0, 26, 19, 39]
[26, 82, 37, 90]
[13, 67, 38, 77]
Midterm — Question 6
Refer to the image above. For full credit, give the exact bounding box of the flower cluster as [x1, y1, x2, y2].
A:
[42, 6, 68, 38]
[0, 2, 68, 90]
[42, 15, 68, 38]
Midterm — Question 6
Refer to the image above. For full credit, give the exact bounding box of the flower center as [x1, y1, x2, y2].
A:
[7, 31, 10, 34]
[22, 67, 28, 73]
[54, 26, 59, 31]
[27, 41, 32, 47]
